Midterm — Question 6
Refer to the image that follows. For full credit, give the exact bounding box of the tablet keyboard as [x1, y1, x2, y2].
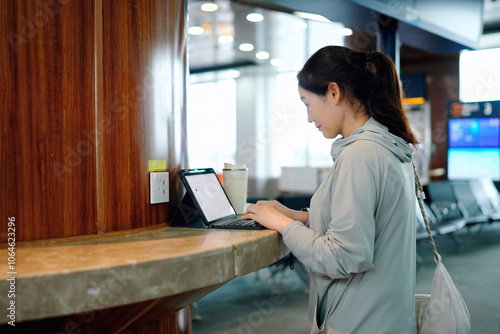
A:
[220, 218, 263, 229]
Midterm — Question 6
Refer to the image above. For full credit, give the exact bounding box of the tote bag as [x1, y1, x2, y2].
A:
[413, 163, 471, 334]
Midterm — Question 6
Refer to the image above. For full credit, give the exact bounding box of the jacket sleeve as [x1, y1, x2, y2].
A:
[283, 148, 377, 279]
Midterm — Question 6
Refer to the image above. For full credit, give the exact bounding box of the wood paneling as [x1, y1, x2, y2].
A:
[0, 0, 187, 242]
[0, 0, 97, 242]
[99, 0, 186, 232]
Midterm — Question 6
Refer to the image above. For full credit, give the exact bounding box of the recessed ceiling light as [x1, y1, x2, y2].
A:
[256, 51, 270, 60]
[201, 3, 218, 12]
[188, 26, 204, 35]
[246, 13, 264, 22]
[239, 43, 254, 51]
[218, 35, 234, 43]
[338, 27, 353, 36]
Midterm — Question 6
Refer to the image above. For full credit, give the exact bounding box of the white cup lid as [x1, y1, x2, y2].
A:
[224, 162, 246, 169]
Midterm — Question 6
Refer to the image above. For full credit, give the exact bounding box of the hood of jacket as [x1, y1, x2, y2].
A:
[331, 117, 413, 163]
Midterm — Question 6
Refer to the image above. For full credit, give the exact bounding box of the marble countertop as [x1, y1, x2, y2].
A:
[0, 226, 289, 324]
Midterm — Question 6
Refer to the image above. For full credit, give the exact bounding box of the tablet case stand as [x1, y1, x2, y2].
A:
[170, 192, 207, 228]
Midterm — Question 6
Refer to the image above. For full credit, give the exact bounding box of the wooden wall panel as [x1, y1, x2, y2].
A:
[0, 0, 186, 242]
[0, 1, 97, 242]
[100, 0, 186, 232]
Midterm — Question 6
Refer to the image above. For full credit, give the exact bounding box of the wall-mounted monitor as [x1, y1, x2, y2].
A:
[448, 118, 500, 148]
[448, 148, 500, 180]
[447, 102, 500, 181]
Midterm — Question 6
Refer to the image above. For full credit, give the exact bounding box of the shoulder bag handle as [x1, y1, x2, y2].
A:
[412, 161, 440, 263]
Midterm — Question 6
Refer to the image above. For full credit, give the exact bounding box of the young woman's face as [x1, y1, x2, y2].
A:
[298, 85, 345, 139]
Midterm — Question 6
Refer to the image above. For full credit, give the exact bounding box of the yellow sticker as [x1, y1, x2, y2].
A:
[148, 160, 167, 172]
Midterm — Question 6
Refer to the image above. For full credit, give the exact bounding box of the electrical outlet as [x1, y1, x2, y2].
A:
[150, 172, 169, 204]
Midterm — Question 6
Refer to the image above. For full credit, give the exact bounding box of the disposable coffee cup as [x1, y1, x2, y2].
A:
[223, 163, 248, 215]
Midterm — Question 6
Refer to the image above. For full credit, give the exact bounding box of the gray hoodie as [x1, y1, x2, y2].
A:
[283, 118, 417, 334]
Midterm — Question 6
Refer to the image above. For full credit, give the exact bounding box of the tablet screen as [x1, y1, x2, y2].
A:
[184, 172, 236, 222]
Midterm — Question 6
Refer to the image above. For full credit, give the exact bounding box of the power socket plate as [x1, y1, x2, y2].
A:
[150, 172, 169, 204]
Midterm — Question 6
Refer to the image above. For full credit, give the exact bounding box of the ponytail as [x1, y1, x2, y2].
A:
[365, 52, 418, 145]
[297, 46, 418, 145]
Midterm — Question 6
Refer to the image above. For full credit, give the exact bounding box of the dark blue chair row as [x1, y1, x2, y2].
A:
[425, 179, 500, 226]
[415, 179, 500, 264]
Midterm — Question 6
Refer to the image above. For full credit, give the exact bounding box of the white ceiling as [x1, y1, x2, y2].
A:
[187, 0, 500, 72]
[187, 0, 348, 74]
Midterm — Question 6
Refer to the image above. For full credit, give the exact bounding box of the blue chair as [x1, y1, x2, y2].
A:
[469, 179, 500, 221]
[426, 181, 489, 228]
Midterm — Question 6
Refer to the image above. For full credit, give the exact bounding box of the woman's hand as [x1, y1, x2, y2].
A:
[260, 200, 308, 224]
[242, 201, 294, 234]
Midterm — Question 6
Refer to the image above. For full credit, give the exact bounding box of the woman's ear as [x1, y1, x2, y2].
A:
[327, 82, 341, 104]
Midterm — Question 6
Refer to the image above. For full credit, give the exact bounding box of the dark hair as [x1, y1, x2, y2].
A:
[297, 46, 418, 145]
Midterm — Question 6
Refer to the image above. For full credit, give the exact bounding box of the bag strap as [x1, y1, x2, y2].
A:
[412, 161, 440, 263]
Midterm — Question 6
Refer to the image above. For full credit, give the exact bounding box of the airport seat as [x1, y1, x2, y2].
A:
[417, 198, 466, 237]
[426, 181, 490, 227]
[450, 181, 493, 223]
[469, 179, 500, 221]
[481, 180, 500, 208]
[415, 199, 465, 263]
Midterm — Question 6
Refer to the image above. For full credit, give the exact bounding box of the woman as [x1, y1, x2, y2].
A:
[243, 46, 418, 333]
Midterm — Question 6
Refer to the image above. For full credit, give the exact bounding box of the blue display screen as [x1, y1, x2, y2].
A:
[448, 148, 500, 180]
[448, 118, 500, 148]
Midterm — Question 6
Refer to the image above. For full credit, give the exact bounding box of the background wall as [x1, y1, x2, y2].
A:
[401, 45, 460, 178]
[0, 0, 187, 243]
